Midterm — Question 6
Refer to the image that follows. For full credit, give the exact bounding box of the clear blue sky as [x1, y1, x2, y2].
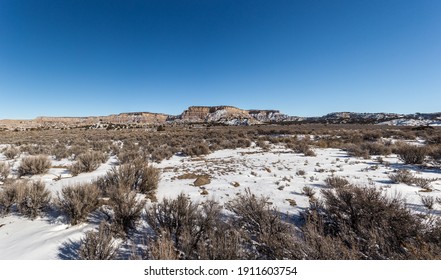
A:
[1, 0, 440, 119]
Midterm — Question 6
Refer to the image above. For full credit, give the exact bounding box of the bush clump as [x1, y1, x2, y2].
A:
[3, 147, 19, 160]
[226, 189, 296, 259]
[18, 155, 51, 177]
[146, 194, 244, 260]
[78, 222, 119, 260]
[69, 151, 108, 176]
[299, 184, 436, 259]
[324, 176, 350, 189]
[0, 184, 18, 216]
[109, 187, 145, 236]
[97, 158, 160, 199]
[0, 162, 10, 182]
[56, 183, 101, 225]
[15, 180, 51, 219]
[396, 144, 428, 165]
[389, 169, 415, 185]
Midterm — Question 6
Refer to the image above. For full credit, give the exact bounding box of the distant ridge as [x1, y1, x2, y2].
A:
[1, 106, 441, 130]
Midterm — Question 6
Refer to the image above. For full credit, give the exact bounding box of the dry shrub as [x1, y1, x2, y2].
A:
[389, 169, 415, 185]
[97, 158, 159, 199]
[343, 144, 369, 159]
[0, 162, 10, 182]
[109, 187, 145, 236]
[421, 196, 435, 210]
[151, 147, 174, 162]
[146, 194, 199, 250]
[396, 143, 428, 165]
[149, 232, 178, 260]
[226, 189, 296, 259]
[256, 139, 270, 150]
[183, 143, 210, 157]
[413, 177, 433, 191]
[3, 147, 19, 159]
[56, 183, 101, 225]
[146, 194, 243, 260]
[51, 143, 71, 160]
[0, 184, 17, 215]
[117, 143, 140, 164]
[288, 141, 316, 157]
[302, 184, 427, 259]
[302, 186, 316, 198]
[361, 142, 391, 156]
[18, 155, 51, 176]
[15, 180, 51, 219]
[429, 145, 441, 163]
[324, 176, 350, 189]
[78, 222, 118, 260]
[297, 210, 359, 260]
[20, 144, 49, 155]
[69, 151, 108, 176]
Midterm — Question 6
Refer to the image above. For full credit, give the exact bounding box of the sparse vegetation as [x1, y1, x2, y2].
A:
[108, 187, 145, 236]
[15, 180, 51, 219]
[396, 143, 428, 165]
[96, 158, 160, 199]
[69, 151, 108, 176]
[0, 162, 10, 182]
[3, 147, 19, 159]
[78, 222, 119, 260]
[56, 183, 101, 225]
[18, 155, 51, 177]
[324, 176, 350, 189]
[1, 124, 441, 260]
[389, 169, 415, 185]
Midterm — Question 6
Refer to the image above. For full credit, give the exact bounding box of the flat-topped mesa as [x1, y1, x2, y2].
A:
[180, 106, 248, 122]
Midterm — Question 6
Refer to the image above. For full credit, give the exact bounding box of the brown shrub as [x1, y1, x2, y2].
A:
[56, 183, 101, 225]
[145, 194, 243, 259]
[226, 189, 296, 259]
[421, 196, 435, 210]
[183, 143, 210, 157]
[306, 184, 426, 259]
[18, 155, 51, 176]
[3, 147, 19, 159]
[97, 159, 159, 199]
[343, 144, 369, 159]
[361, 142, 391, 156]
[51, 143, 71, 160]
[78, 222, 118, 260]
[69, 151, 108, 176]
[396, 143, 428, 165]
[0, 184, 17, 215]
[0, 162, 10, 182]
[389, 169, 415, 185]
[324, 176, 350, 189]
[302, 186, 316, 198]
[15, 180, 51, 219]
[109, 187, 145, 236]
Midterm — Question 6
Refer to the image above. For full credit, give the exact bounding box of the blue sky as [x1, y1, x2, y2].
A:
[1, 0, 440, 119]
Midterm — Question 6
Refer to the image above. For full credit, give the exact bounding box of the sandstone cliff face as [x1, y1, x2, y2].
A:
[179, 106, 258, 124]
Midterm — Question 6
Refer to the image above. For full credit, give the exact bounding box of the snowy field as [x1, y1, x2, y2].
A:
[1, 141, 441, 259]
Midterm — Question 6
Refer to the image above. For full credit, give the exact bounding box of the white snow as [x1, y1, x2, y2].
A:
[379, 118, 441, 126]
[1, 144, 440, 259]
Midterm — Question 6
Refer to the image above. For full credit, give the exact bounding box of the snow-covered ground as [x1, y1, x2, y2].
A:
[1, 144, 440, 259]
[378, 118, 441, 126]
